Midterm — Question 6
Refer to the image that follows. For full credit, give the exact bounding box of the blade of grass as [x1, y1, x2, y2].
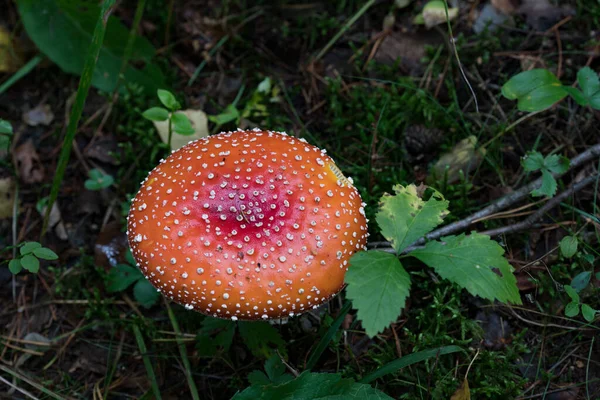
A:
[359, 345, 464, 384]
[0, 54, 44, 95]
[0, 364, 66, 400]
[165, 300, 200, 400]
[305, 301, 352, 371]
[41, 0, 117, 237]
[133, 324, 162, 400]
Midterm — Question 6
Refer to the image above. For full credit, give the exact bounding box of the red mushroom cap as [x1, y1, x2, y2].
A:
[127, 129, 368, 320]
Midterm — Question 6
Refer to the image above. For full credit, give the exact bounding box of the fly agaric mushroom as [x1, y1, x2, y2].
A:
[127, 129, 368, 321]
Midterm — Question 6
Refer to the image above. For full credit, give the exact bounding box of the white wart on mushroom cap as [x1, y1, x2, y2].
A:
[127, 129, 368, 320]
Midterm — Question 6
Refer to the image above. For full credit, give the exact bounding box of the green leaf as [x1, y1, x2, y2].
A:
[32, 247, 58, 260]
[85, 169, 114, 190]
[20, 242, 42, 255]
[133, 278, 160, 308]
[559, 236, 578, 258]
[0, 119, 13, 135]
[501, 69, 561, 100]
[157, 89, 180, 111]
[376, 184, 448, 253]
[589, 92, 600, 110]
[8, 259, 22, 274]
[232, 372, 394, 400]
[142, 107, 169, 121]
[564, 285, 580, 303]
[577, 67, 600, 99]
[521, 151, 545, 172]
[238, 321, 287, 358]
[264, 356, 294, 385]
[531, 170, 557, 197]
[570, 271, 591, 293]
[581, 304, 596, 322]
[198, 318, 236, 352]
[171, 112, 195, 135]
[106, 264, 143, 292]
[543, 154, 569, 174]
[563, 86, 588, 106]
[565, 301, 580, 317]
[411, 233, 521, 304]
[517, 84, 568, 112]
[360, 345, 464, 383]
[17, 0, 166, 95]
[208, 104, 240, 125]
[247, 371, 271, 386]
[345, 251, 411, 337]
[20, 254, 40, 273]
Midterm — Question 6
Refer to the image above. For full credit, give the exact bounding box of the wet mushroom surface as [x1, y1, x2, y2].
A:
[127, 129, 368, 320]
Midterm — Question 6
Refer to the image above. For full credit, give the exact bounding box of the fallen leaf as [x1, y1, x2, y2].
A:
[153, 109, 209, 150]
[450, 379, 470, 400]
[14, 139, 45, 184]
[414, 1, 459, 29]
[23, 104, 55, 126]
[0, 26, 25, 73]
[38, 201, 68, 240]
[0, 175, 16, 219]
[428, 136, 486, 184]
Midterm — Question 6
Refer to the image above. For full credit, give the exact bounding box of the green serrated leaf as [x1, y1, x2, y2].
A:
[565, 301, 580, 317]
[411, 233, 521, 304]
[32, 247, 58, 260]
[376, 184, 448, 253]
[521, 151, 545, 172]
[563, 86, 588, 106]
[142, 107, 169, 121]
[20, 254, 40, 273]
[20, 242, 42, 255]
[531, 169, 557, 197]
[238, 321, 287, 358]
[0, 119, 13, 135]
[157, 89, 180, 110]
[106, 264, 143, 292]
[133, 278, 160, 308]
[559, 236, 578, 258]
[577, 67, 600, 99]
[247, 371, 271, 386]
[564, 285, 580, 303]
[581, 304, 596, 322]
[17, 0, 166, 95]
[501, 69, 561, 100]
[517, 84, 568, 112]
[570, 271, 591, 293]
[543, 154, 569, 174]
[8, 259, 22, 274]
[171, 112, 195, 135]
[232, 371, 394, 400]
[345, 251, 411, 337]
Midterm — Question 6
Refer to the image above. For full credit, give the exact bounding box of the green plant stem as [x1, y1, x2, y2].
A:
[41, 0, 117, 237]
[167, 116, 173, 149]
[165, 300, 200, 400]
[0, 54, 44, 95]
[133, 324, 162, 400]
[305, 301, 352, 371]
[313, 0, 376, 62]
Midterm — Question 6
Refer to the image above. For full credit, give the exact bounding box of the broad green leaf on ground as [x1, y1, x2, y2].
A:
[559, 236, 578, 258]
[543, 154, 569, 174]
[345, 251, 411, 337]
[531, 170, 557, 197]
[232, 372, 394, 400]
[411, 233, 521, 304]
[238, 321, 287, 358]
[581, 304, 596, 322]
[133, 278, 160, 308]
[106, 264, 143, 292]
[501, 69, 561, 100]
[521, 151, 545, 172]
[565, 302, 579, 317]
[570, 271, 591, 293]
[517, 84, 567, 112]
[17, 0, 166, 94]
[376, 184, 448, 253]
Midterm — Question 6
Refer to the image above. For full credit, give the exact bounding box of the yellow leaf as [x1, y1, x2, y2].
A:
[450, 379, 470, 400]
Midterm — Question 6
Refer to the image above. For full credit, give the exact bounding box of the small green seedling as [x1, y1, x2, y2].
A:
[564, 283, 597, 322]
[502, 67, 600, 112]
[106, 250, 160, 308]
[142, 89, 195, 148]
[7, 242, 58, 274]
[84, 168, 114, 190]
[521, 151, 569, 197]
[0, 118, 13, 152]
